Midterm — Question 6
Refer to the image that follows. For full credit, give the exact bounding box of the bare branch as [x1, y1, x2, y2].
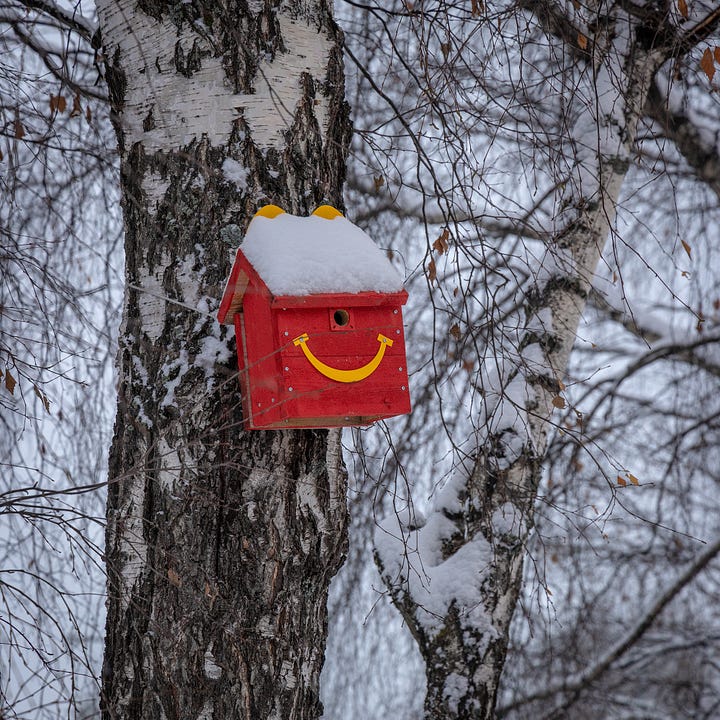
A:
[645, 80, 720, 203]
[498, 536, 720, 716]
[19, 0, 96, 40]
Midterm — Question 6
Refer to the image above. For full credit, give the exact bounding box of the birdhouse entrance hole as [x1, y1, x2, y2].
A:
[333, 309, 350, 327]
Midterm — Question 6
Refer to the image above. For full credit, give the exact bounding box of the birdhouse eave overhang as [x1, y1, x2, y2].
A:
[218, 247, 408, 324]
[270, 289, 408, 309]
[217, 248, 264, 325]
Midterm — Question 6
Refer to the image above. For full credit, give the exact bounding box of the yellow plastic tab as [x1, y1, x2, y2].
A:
[254, 204, 285, 219]
[293, 333, 393, 383]
[312, 205, 344, 220]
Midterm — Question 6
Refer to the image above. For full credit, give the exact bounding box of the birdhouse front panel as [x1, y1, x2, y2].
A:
[272, 299, 410, 428]
[218, 205, 412, 430]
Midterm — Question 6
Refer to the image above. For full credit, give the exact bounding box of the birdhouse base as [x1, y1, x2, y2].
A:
[244, 414, 394, 430]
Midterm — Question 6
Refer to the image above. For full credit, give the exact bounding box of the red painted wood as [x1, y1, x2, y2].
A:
[217, 248, 412, 430]
[218, 249, 269, 324]
[270, 289, 408, 309]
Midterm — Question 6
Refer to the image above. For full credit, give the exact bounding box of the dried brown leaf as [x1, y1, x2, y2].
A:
[715, 47, 720, 65]
[577, 33, 588, 51]
[552, 396, 566, 409]
[617, 475, 627, 487]
[449, 323, 461, 340]
[14, 119, 25, 140]
[678, 0, 689, 19]
[681, 239, 692, 258]
[33, 384, 50, 413]
[628, 473, 640, 486]
[70, 93, 82, 118]
[5, 369, 16, 395]
[50, 95, 67, 113]
[433, 228, 450, 255]
[700, 47, 715, 82]
[427, 257, 437, 284]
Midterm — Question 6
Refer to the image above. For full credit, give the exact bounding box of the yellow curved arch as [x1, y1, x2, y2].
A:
[312, 205, 344, 220]
[254, 204, 285, 219]
[293, 333, 393, 383]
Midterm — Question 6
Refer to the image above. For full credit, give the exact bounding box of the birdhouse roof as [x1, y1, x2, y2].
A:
[240, 211, 404, 296]
[218, 207, 408, 324]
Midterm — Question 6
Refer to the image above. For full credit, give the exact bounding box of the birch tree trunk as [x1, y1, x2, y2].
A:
[96, 2, 350, 718]
[375, 7, 676, 718]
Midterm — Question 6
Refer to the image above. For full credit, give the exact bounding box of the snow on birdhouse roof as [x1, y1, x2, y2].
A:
[240, 208, 404, 296]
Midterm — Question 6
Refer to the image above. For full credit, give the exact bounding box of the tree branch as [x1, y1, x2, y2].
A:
[672, 6, 720, 59]
[498, 535, 720, 716]
[19, 0, 96, 41]
[645, 80, 720, 203]
[7, 20, 106, 102]
[515, 0, 590, 60]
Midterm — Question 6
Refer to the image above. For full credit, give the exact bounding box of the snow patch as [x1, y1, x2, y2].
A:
[204, 645, 222, 680]
[131, 395, 154, 429]
[241, 213, 404, 295]
[222, 158, 248, 191]
[375, 509, 496, 638]
[488, 374, 526, 435]
[491, 502, 523, 540]
[160, 349, 189, 408]
[197, 334, 232, 392]
[444, 673, 469, 714]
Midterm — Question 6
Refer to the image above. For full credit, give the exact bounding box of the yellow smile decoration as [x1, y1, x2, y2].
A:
[293, 333, 394, 383]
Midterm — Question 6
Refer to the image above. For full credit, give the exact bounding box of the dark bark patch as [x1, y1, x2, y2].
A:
[143, 105, 156, 131]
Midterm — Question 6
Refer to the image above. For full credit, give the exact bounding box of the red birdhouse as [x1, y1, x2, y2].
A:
[217, 204, 411, 430]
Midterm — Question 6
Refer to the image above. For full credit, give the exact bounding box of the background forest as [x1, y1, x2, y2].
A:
[2, 1, 720, 718]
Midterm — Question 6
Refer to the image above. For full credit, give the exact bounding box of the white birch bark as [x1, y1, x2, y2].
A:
[96, 2, 351, 718]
